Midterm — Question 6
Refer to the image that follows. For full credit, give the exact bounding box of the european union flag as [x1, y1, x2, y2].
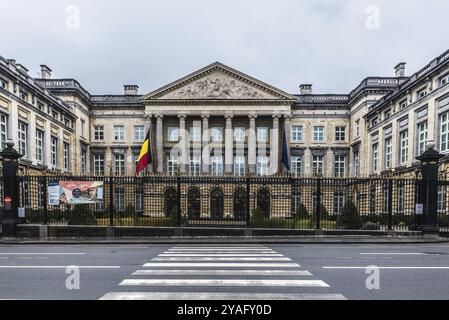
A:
[282, 127, 290, 171]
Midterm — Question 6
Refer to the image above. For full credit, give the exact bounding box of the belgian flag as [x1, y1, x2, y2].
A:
[135, 128, 153, 175]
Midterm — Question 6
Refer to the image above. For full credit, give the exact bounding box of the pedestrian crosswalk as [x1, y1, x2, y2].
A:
[100, 245, 346, 300]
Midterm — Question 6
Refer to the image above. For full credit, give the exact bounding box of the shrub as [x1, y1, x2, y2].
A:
[123, 204, 135, 218]
[293, 203, 309, 219]
[336, 201, 363, 229]
[68, 204, 97, 225]
[310, 204, 329, 224]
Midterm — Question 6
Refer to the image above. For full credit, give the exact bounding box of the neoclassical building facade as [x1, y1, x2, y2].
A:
[1, 49, 449, 178]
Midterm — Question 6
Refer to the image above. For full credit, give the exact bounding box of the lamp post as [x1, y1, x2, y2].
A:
[416, 141, 443, 234]
[0, 141, 23, 238]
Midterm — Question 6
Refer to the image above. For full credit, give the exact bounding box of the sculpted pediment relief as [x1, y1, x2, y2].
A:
[162, 72, 270, 99]
[142, 62, 295, 102]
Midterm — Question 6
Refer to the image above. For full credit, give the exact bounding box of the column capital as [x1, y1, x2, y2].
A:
[155, 113, 164, 119]
[272, 113, 281, 120]
[225, 113, 234, 119]
[283, 112, 292, 120]
[201, 112, 210, 119]
[177, 113, 187, 119]
[248, 112, 258, 119]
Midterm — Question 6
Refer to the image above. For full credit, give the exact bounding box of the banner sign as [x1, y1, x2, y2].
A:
[48, 181, 104, 206]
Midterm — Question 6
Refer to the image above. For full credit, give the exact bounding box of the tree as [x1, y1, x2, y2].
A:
[293, 203, 309, 219]
[337, 200, 363, 229]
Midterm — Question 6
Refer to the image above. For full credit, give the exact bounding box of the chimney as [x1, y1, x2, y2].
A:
[299, 84, 312, 95]
[124, 84, 139, 95]
[7, 59, 16, 65]
[394, 62, 406, 77]
[40, 65, 52, 79]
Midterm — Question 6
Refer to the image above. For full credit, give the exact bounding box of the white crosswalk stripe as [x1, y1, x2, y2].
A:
[100, 245, 346, 300]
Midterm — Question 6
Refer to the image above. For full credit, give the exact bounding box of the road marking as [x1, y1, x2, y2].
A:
[120, 279, 329, 287]
[132, 269, 313, 276]
[152, 257, 291, 261]
[159, 253, 283, 257]
[100, 292, 345, 300]
[170, 247, 267, 249]
[0, 253, 86, 255]
[143, 262, 300, 268]
[360, 253, 436, 255]
[167, 248, 274, 251]
[0, 265, 120, 269]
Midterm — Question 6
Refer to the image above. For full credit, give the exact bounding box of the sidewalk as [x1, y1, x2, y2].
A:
[1, 235, 448, 245]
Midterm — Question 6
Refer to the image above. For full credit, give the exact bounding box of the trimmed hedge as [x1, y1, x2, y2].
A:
[336, 201, 363, 229]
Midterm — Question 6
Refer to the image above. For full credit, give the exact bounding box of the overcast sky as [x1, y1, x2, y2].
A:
[1, 0, 448, 95]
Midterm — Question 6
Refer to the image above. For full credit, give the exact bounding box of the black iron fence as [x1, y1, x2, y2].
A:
[437, 180, 449, 232]
[11, 174, 445, 231]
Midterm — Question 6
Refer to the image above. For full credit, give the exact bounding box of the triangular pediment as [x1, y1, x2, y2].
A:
[142, 62, 295, 101]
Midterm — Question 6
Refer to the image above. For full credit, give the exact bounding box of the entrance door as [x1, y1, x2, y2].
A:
[233, 188, 247, 219]
[210, 188, 224, 219]
[164, 188, 178, 217]
[257, 188, 270, 217]
[187, 188, 201, 218]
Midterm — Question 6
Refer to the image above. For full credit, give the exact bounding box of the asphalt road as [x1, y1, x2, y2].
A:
[0, 243, 449, 300]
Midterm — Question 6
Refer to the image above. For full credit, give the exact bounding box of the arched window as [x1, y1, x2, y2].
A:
[164, 188, 178, 217]
[233, 188, 247, 219]
[187, 188, 201, 218]
[210, 188, 224, 219]
[257, 188, 271, 218]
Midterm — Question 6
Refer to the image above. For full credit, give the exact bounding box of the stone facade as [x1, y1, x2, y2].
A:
[1, 50, 449, 178]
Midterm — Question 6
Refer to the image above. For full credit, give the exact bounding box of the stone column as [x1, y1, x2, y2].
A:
[29, 113, 37, 165]
[225, 113, 234, 174]
[248, 113, 257, 174]
[201, 113, 210, 173]
[283, 113, 292, 174]
[270, 114, 280, 175]
[44, 120, 52, 168]
[156, 114, 164, 173]
[326, 148, 334, 177]
[178, 113, 187, 173]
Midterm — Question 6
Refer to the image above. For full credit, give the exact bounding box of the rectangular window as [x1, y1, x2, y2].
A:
[81, 119, 85, 136]
[355, 120, 360, 137]
[371, 117, 379, 127]
[291, 156, 302, 177]
[417, 88, 427, 99]
[52, 111, 59, 121]
[0, 113, 8, 150]
[114, 125, 124, 141]
[440, 112, 449, 153]
[134, 126, 145, 141]
[167, 154, 178, 175]
[0, 78, 7, 89]
[256, 156, 269, 176]
[384, 137, 392, 169]
[399, 130, 409, 164]
[50, 136, 58, 168]
[135, 188, 144, 212]
[18, 121, 27, 158]
[114, 154, 125, 175]
[93, 154, 105, 175]
[167, 127, 179, 142]
[397, 184, 404, 214]
[234, 155, 245, 176]
[313, 126, 324, 142]
[312, 155, 324, 177]
[333, 191, 345, 214]
[212, 156, 223, 175]
[36, 130, 44, 163]
[189, 154, 201, 176]
[94, 125, 104, 141]
[335, 126, 346, 141]
[19, 90, 28, 101]
[257, 127, 268, 142]
[334, 155, 346, 177]
[291, 126, 303, 142]
[234, 127, 246, 142]
[189, 127, 201, 142]
[115, 188, 125, 212]
[417, 121, 428, 156]
[211, 127, 223, 142]
[441, 75, 449, 87]
[383, 109, 392, 120]
[353, 151, 360, 176]
[399, 99, 408, 110]
[81, 149, 87, 174]
[63, 142, 70, 171]
[372, 143, 379, 172]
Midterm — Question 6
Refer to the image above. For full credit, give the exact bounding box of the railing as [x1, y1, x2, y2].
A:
[14, 175, 434, 231]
